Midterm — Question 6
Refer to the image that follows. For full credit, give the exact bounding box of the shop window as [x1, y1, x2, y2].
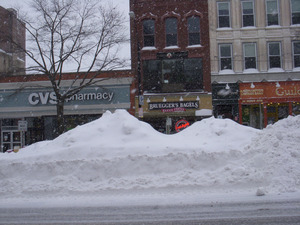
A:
[268, 42, 281, 69]
[293, 41, 300, 68]
[165, 17, 178, 47]
[266, 0, 279, 26]
[291, 0, 300, 25]
[219, 44, 233, 71]
[143, 58, 202, 93]
[217, 2, 231, 28]
[243, 43, 257, 69]
[187, 16, 200, 46]
[293, 103, 300, 115]
[242, 1, 255, 27]
[143, 19, 155, 47]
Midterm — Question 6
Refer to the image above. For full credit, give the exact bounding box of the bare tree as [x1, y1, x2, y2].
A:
[17, 0, 128, 135]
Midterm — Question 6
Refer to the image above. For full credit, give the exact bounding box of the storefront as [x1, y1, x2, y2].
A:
[239, 81, 300, 129]
[136, 92, 212, 134]
[212, 83, 239, 121]
[0, 77, 133, 152]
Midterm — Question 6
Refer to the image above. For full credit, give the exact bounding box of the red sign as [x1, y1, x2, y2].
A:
[175, 119, 190, 132]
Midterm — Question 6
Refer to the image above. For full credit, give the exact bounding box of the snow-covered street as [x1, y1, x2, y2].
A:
[0, 110, 300, 207]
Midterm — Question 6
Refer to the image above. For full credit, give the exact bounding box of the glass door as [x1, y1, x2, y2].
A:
[1, 130, 22, 153]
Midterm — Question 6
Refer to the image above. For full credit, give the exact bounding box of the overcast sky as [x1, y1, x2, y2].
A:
[0, 0, 131, 70]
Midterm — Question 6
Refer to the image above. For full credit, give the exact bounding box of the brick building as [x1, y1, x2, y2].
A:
[0, 6, 26, 75]
[130, 0, 212, 133]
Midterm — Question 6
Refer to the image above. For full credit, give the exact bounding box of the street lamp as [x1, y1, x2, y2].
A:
[129, 11, 143, 110]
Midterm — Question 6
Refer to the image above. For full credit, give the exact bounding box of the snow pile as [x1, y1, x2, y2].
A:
[0, 110, 299, 202]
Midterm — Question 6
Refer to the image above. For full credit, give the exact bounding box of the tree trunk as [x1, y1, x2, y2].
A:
[56, 100, 65, 136]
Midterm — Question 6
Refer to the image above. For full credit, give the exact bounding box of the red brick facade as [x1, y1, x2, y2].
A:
[0, 6, 26, 75]
[130, 0, 211, 93]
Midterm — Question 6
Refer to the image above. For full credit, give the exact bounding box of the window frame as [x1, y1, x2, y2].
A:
[165, 17, 178, 47]
[187, 16, 201, 46]
[217, 1, 231, 28]
[293, 41, 300, 68]
[241, 0, 256, 27]
[291, 0, 300, 25]
[268, 42, 282, 69]
[243, 43, 257, 70]
[219, 43, 233, 71]
[142, 19, 155, 47]
[266, 0, 280, 26]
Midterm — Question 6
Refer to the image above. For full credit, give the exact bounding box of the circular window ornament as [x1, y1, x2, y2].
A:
[175, 119, 190, 132]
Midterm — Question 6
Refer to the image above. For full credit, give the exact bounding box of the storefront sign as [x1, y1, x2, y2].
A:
[0, 86, 129, 108]
[175, 119, 190, 132]
[28, 91, 114, 105]
[149, 101, 199, 111]
[240, 82, 300, 101]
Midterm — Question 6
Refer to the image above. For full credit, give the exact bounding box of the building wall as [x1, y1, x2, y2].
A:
[209, 0, 300, 83]
[130, 0, 211, 92]
[0, 6, 26, 75]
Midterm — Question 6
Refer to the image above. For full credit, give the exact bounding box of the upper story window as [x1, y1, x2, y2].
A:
[243, 43, 257, 70]
[266, 0, 279, 26]
[268, 42, 281, 69]
[291, 0, 300, 25]
[219, 43, 233, 71]
[217, 2, 231, 28]
[165, 17, 178, 47]
[293, 41, 300, 68]
[143, 19, 155, 47]
[187, 16, 200, 46]
[242, 1, 255, 27]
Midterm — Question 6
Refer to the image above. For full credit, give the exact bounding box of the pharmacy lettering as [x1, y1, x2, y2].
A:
[28, 91, 114, 105]
[149, 101, 199, 111]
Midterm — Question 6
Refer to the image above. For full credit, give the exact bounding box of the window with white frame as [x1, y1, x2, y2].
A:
[268, 42, 281, 69]
[291, 0, 300, 25]
[243, 43, 257, 70]
[293, 41, 300, 68]
[242, 1, 255, 27]
[266, 0, 279, 26]
[219, 44, 233, 70]
[217, 2, 231, 28]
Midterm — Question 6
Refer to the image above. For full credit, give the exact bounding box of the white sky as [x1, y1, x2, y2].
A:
[0, 0, 131, 70]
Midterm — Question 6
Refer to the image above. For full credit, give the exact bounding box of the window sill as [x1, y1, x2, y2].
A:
[164, 46, 180, 50]
[219, 69, 235, 75]
[243, 69, 259, 74]
[241, 26, 256, 30]
[216, 27, 232, 31]
[141, 46, 157, 51]
[268, 68, 284, 73]
[187, 44, 202, 48]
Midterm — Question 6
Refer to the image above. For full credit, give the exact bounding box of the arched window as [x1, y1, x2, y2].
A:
[165, 17, 178, 47]
[187, 16, 200, 46]
[143, 19, 155, 47]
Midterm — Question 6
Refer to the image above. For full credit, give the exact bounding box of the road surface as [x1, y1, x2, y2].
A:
[0, 198, 300, 224]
